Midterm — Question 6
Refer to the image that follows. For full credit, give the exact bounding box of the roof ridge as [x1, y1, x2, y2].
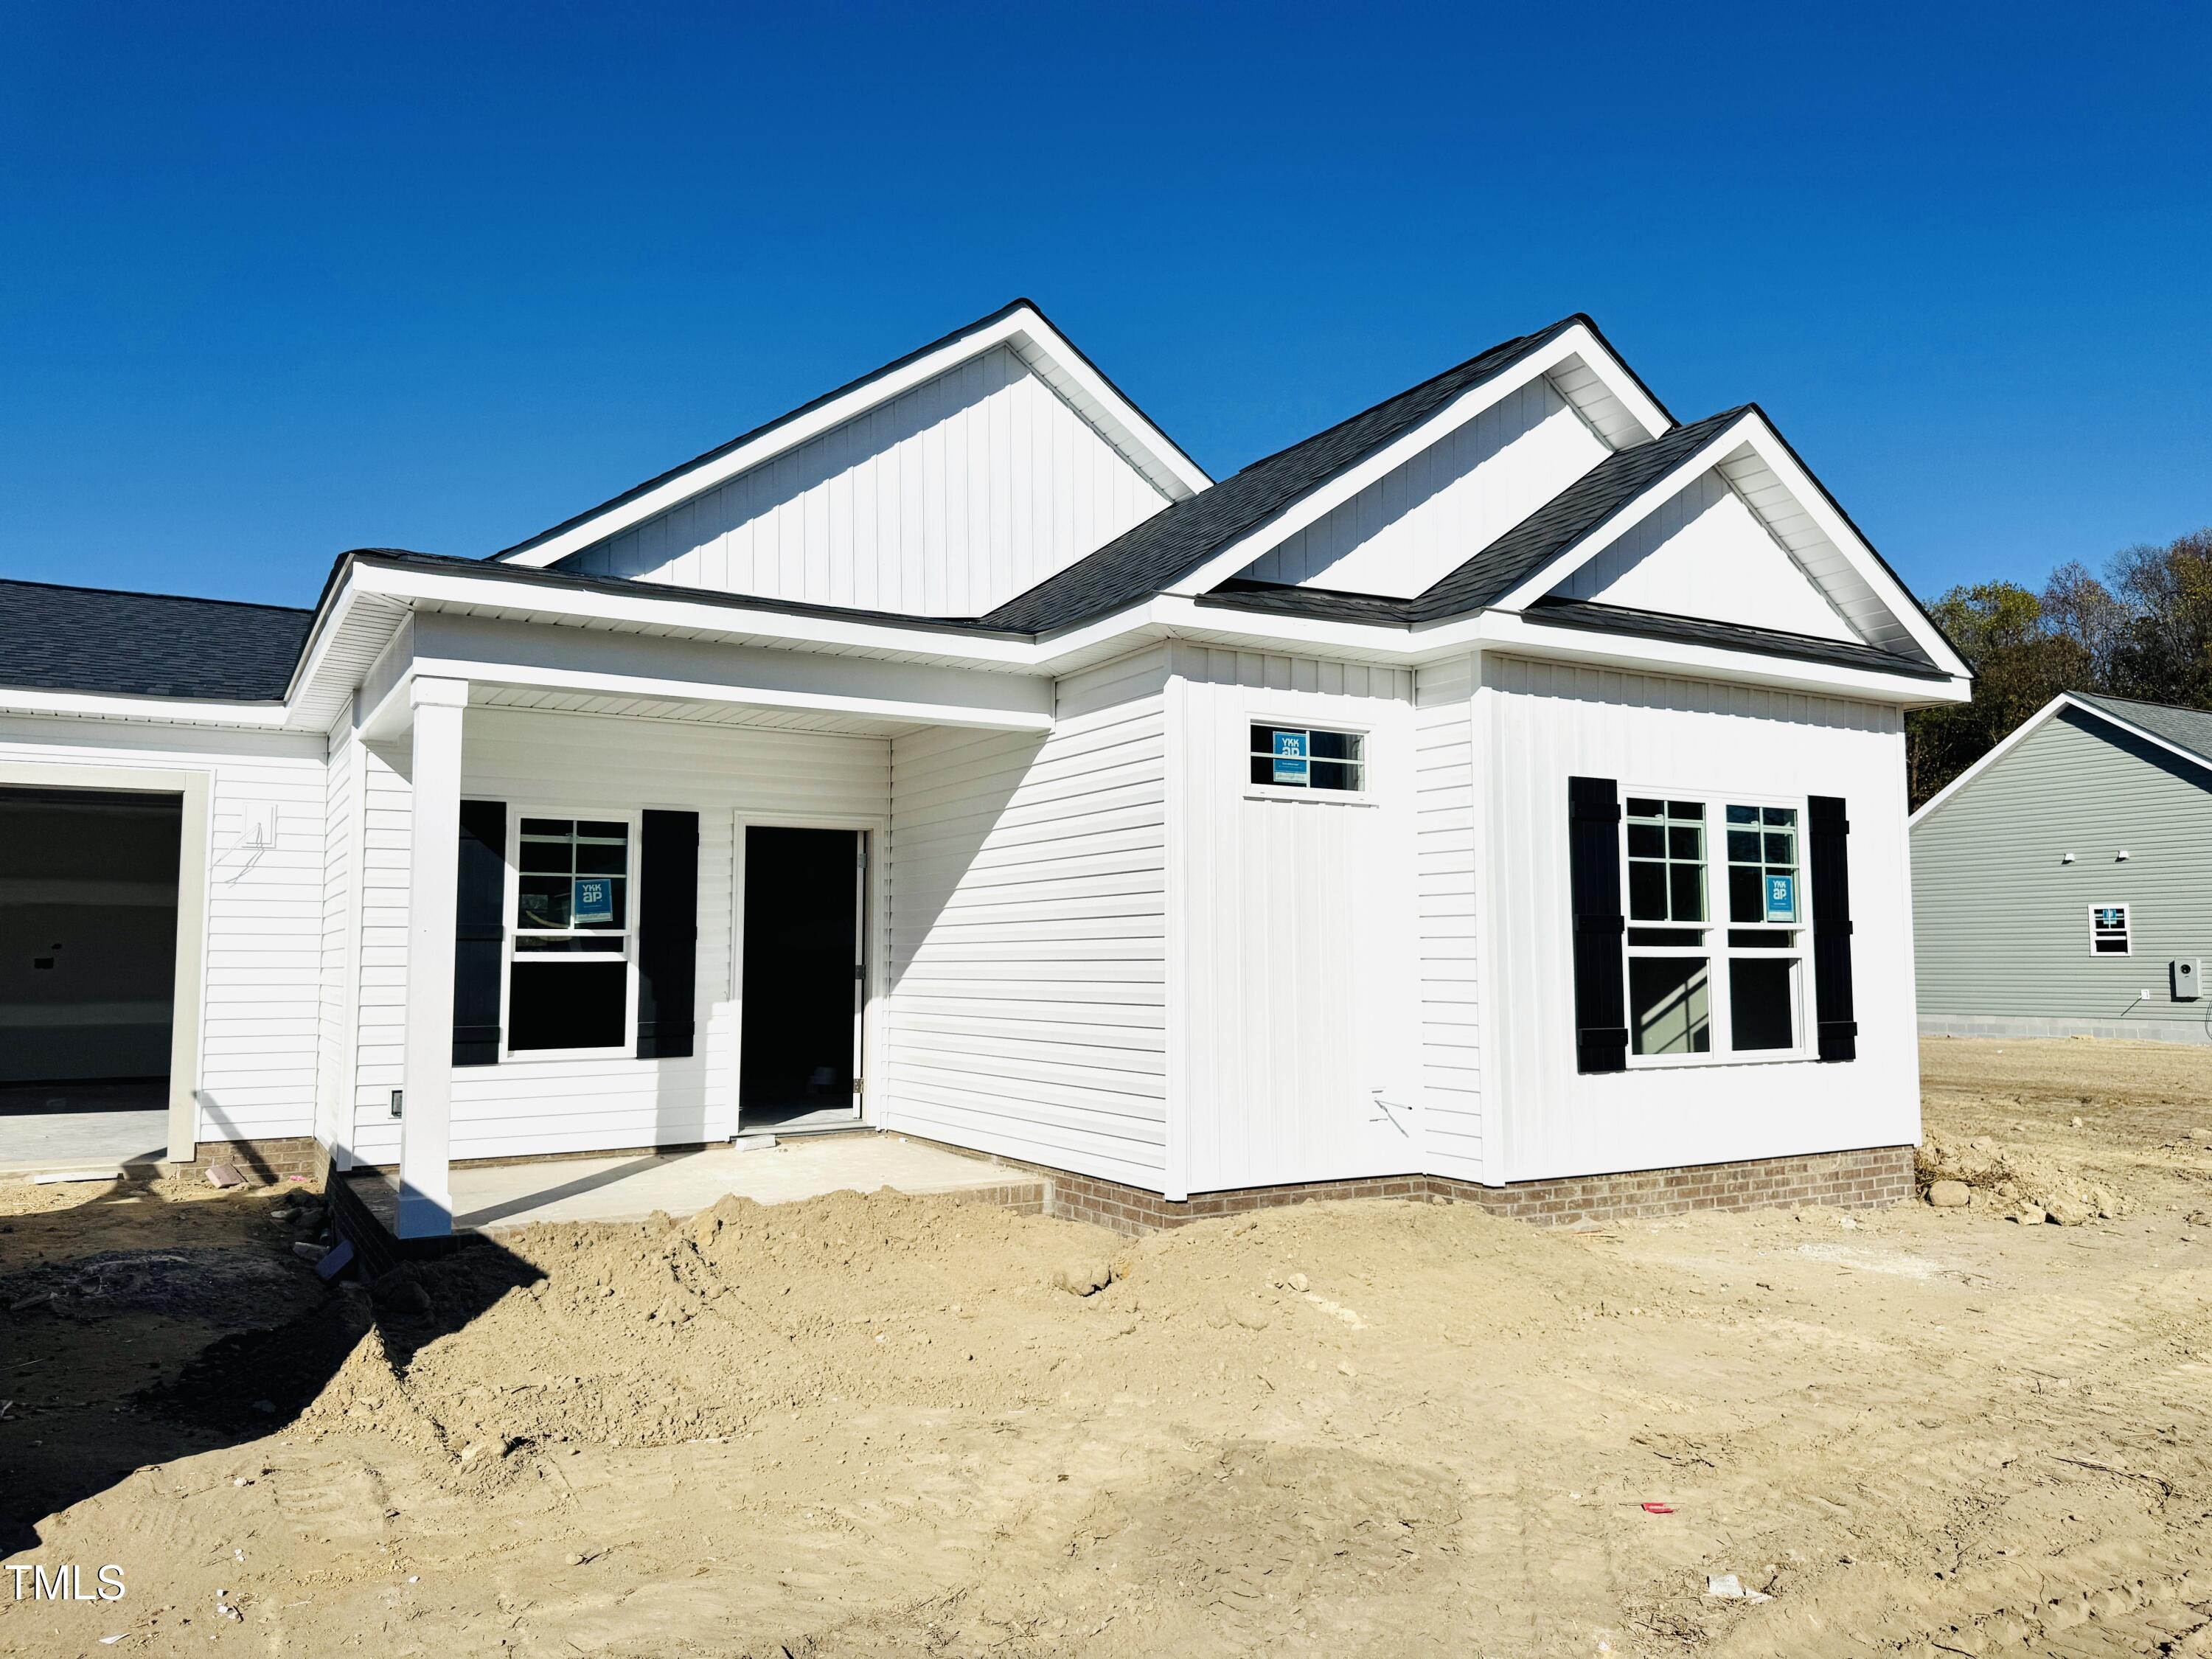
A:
[0, 574, 313, 616]
[490, 296, 1204, 563]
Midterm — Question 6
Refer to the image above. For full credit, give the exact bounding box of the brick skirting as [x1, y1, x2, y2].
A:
[172, 1135, 324, 1185]
[902, 1137, 1917, 1237]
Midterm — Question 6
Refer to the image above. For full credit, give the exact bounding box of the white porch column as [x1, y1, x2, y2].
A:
[397, 675, 467, 1239]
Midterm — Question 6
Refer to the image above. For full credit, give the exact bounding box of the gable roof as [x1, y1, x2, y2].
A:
[2069, 693, 2212, 769]
[1911, 690, 2212, 827]
[978, 314, 1625, 634]
[492, 299, 1211, 568]
[0, 577, 312, 701]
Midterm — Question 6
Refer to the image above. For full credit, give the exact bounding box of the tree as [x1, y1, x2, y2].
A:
[1905, 582, 2089, 807]
[1903, 529, 2212, 810]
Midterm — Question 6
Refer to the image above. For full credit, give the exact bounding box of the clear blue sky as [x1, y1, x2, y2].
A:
[3, 2, 2206, 612]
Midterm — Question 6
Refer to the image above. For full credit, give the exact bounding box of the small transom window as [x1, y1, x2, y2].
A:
[1249, 726, 1363, 793]
[2090, 904, 2131, 956]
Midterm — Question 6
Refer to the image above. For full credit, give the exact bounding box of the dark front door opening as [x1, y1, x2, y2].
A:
[738, 826, 861, 1131]
[0, 788, 181, 1153]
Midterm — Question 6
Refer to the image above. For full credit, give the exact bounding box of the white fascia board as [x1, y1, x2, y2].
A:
[1501, 410, 1970, 681]
[1161, 322, 1670, 602]
[1460, 608, 1971, 706]
[346, 560, 1044, 670]
[496, 305, 1208, 571]
[1119, 594, 1969, 706]
[0, 686, 293, 728]
[1908, 692, 2212, 827]
[355, 608, 1054, 741]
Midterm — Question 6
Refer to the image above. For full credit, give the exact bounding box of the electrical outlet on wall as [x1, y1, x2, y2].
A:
[240, 801, 277, 847]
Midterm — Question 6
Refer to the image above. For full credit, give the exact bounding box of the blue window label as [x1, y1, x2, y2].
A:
[1272, 729, 1308, 784]
[573, 876, 613, 924]
[1764, 873, 1795, 921]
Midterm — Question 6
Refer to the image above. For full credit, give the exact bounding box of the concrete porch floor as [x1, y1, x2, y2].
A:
[344, 1133, 1043, 1236]
[0, 1108, 168, 1177]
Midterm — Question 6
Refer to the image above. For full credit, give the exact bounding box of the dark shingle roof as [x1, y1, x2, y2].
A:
[1195, 407, 1753, 622]
[0, 579, 313, 700]
[1399, 406, 1750, 621]
[1521, 597, 1948, 678]
[979, 315, 1613, 635]
[2070, 694, 2212, 768]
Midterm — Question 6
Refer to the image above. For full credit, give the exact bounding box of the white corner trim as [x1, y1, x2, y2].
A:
[495, 305, 1209, 571]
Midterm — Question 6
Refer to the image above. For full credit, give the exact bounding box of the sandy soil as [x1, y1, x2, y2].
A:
[5, 1037, 2212, 1656]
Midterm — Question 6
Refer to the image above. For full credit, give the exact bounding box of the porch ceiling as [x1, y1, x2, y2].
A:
[467, 681, 908, 737]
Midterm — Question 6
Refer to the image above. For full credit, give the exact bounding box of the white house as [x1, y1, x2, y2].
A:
[0, 302, 1969, 1237]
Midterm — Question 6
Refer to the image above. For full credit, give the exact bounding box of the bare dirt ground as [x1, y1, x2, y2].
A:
[5, 1037, 2212, 1657]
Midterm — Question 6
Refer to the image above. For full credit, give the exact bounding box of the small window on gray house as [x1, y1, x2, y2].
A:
[2090, 905, 2131, 956]
[1249, 726, 1363, 791]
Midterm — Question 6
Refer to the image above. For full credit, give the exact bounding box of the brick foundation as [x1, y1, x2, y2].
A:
[172, 1136, 324, 1186]
[905, 1138, 1917, 1237]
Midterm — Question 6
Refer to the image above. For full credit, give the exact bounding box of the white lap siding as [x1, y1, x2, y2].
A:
[347, 709, 889, 1165]
[1478, 655, 1917, 1181]
[883, 649, 1170, 1188]
[313, 723, 359, 1158]
[1170, 647, 1421, 1194]
[0, 717, 327, 1147]
[1412, 653, 1484, 1183]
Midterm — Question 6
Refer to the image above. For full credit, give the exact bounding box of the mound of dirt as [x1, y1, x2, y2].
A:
[291, 1186, 1650, 1478]
[1916, 1130, 2129, 1222]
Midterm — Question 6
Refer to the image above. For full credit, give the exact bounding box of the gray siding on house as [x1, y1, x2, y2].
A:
[1913, 707, 2212, 1040]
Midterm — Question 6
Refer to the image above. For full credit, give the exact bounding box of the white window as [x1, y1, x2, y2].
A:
[1622, 794, 1810, 1063]
[1248, 724, 1364, 793]
[2089, 904, 2131, 956]
[505, 813, 639, 1056]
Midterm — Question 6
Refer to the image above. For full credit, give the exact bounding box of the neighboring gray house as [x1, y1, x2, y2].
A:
[1912, 692, 2212, 1043]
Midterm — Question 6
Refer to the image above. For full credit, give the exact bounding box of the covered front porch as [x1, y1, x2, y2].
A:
[344, 595, 1056, 1242]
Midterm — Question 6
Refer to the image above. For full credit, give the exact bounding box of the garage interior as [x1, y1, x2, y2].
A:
[0, 786, 181, 1169]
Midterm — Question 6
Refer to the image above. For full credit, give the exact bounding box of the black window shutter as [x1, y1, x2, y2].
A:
[636, 810, 700, 1060]
[1567, 776, 1628, 1073]
[453, 799, 507, 1066]
[1808, 794, 1857, 1062]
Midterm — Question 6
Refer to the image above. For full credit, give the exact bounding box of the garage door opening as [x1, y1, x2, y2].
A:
[0, 787, 181, 1168]
[738, 826, 863, 1133]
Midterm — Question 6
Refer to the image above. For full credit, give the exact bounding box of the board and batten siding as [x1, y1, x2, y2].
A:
[1412, 653, 1484, 1183]
[883, 649, 1170, 1188]
[1171, 646, 1422, 1194]
[1478, 656, 1919, 1181]
[1548, 465, 1860, 642]
[0, 717, 327, 1147]
[1912, 707, 2212, 1039]
[553, 344, 1172, 619]
[346, 708, 890, 1166]
[1237, 375, 1608, 598]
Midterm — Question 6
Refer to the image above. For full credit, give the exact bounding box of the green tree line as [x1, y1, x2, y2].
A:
[1907, 528, 2212, 810]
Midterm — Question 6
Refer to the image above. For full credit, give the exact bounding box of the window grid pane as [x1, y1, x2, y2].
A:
[1625, 799, 1705, 923]
[1726, 804, 1798, 923]
[1248, 725, 1364, 793]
